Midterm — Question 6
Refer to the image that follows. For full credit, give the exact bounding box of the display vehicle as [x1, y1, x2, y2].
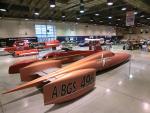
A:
[3, 50, 130, 105]
[4, 40, 60, 57]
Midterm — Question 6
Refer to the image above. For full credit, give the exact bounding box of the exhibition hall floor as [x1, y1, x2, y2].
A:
[1, 46, 150, 113]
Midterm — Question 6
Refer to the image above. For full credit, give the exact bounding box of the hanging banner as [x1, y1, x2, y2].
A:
[126, 11, 135, 26]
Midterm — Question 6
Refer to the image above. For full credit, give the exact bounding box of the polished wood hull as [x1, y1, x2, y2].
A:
[4, 51, 130, 105]
[9, 50, 99, 74]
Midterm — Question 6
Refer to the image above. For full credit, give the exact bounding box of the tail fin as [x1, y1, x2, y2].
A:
[2, 75, 49, 94]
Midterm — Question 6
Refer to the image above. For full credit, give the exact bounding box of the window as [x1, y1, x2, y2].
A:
[35, 24, 56, 42]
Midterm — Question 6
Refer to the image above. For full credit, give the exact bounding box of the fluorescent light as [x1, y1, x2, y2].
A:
[77, 17, 80, 20]
[107, 0, 113, 6]
[50, 4, 55, 8]
[80, 10, 84, 13]
[147, 17, 150, 20]
[134, 11, 138, 15]
[107, 2, 113, 6]
[108, 16, 112, 19]
[95, 13, 99, 16]
[140, 15, 144, 17]
[0, 9, 7, 12]
[117, 18, 121, 20]
[62, 15, 65, 18]
[25, 18, 29, 20]
[90, 19, 94, 22]
[80, 5, 84, 13]
[49, 0, 56, 8]
[34, 12, 39, 16]
[80, 0, 84, 6]
[121, 7, 127, 11]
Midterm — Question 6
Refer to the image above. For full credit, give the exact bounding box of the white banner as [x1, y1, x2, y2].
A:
[126, 11, 135, 26]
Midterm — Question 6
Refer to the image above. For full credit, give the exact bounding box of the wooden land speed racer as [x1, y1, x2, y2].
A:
[4, 50, 130, 105]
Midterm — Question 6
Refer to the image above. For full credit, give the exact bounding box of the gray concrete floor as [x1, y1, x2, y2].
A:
[1, 46, 150, 113]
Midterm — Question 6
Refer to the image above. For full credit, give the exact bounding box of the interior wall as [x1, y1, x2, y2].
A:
[0, 18, 116, 38]
[117, 27, 150, 40]
[124, 33, 150, 40]
[0, 19, 35, 38]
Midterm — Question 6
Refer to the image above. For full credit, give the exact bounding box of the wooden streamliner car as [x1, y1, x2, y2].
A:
[3, 50, 130, 105]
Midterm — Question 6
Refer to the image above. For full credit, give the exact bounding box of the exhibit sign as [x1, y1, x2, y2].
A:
[126, 11, 135, 26]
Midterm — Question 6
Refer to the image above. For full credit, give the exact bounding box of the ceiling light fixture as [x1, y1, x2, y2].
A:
[49, 0, 56, 8]
[140, 15, 144, 17]
[80, 0, 84, 5]
[62, 12, 66, 18]
[134, 11, 138, 15]
[25, 18, 29, 20]
[108, 16, 112, 19]
[80, 0, 85, 14]
[95, 13, 99, 16]
[34, 12, 39, 16]
[80, 7, 85, 13]
[147, 17, 150, 20]
[62, 15, 66, 18]
[117, 18, 121, 20]
[121, 7, 127, 11]
[107, 0, 113, 6]
[90, 19, 94, 22]
[48, 16, 52, 22]
[0, 8, 7, 12]
[77, 17, 80, 20]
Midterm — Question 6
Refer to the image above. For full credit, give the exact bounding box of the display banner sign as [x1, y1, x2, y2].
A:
[126, 11, 135, 26]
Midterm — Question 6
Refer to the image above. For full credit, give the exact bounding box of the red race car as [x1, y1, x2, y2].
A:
[4, 40, 30, 53]
[4, 40, 60, 57]
[12, 49, 39, 57]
